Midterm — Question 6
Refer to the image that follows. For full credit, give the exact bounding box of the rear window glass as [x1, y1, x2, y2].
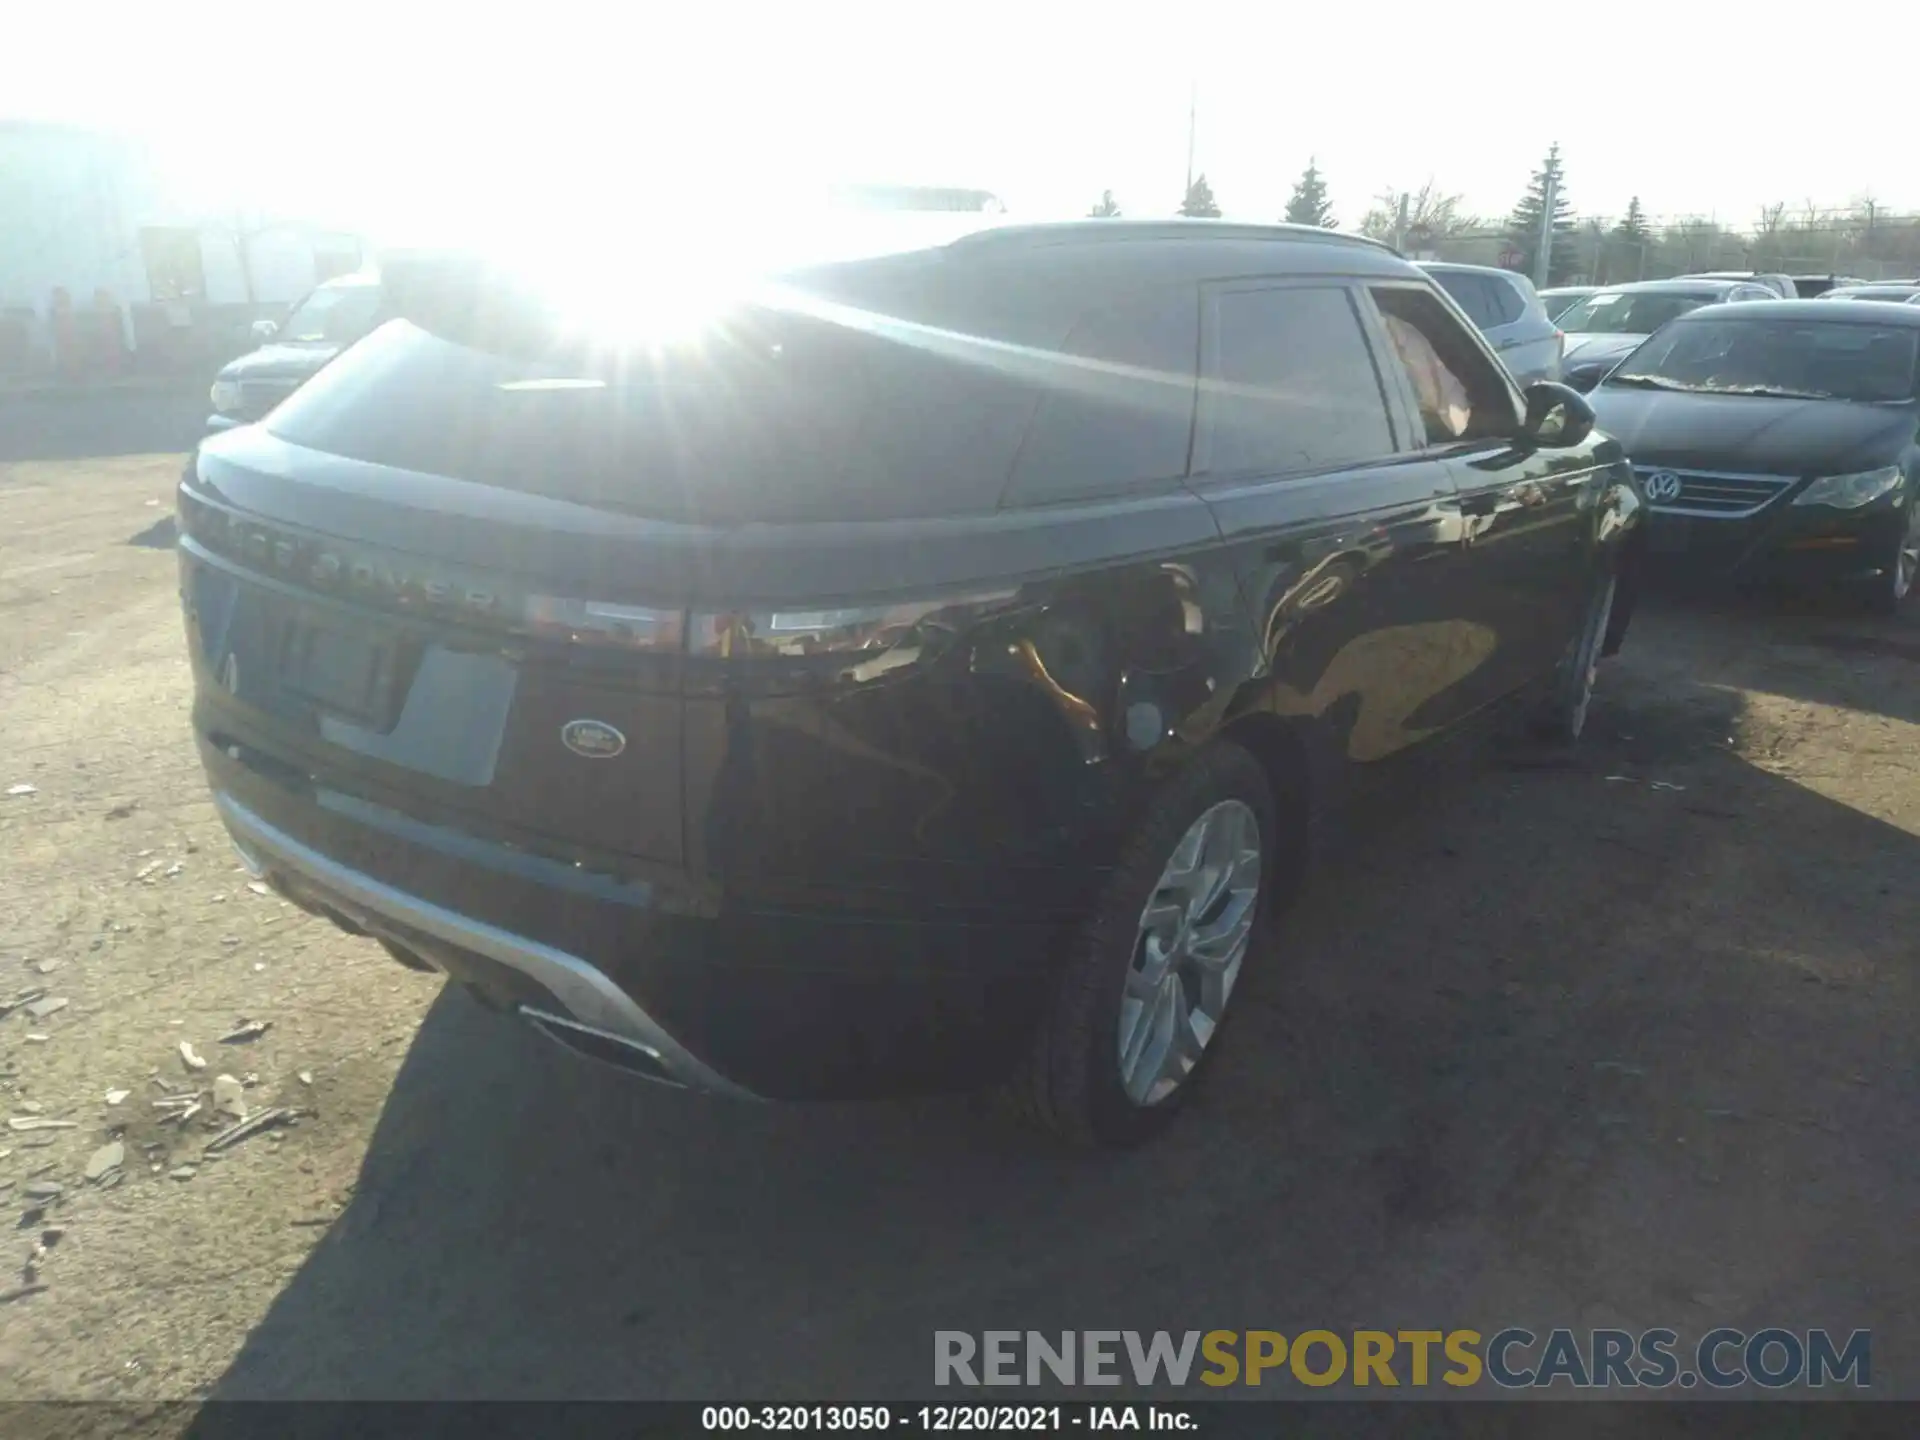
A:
[264, 309, 1033, 523]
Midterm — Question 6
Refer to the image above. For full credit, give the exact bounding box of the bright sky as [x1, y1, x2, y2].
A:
[9, 1, 1909, 240]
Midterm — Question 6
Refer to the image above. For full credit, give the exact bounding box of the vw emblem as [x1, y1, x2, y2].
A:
[560, 719, 626, 759]
[1643, 470, 1684, 503]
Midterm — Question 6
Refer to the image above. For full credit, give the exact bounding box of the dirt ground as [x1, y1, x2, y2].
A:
[1, 395, 1917, 1414]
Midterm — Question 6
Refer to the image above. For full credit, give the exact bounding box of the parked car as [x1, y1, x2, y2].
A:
[1679, 271, 1799, 298]
[206, 274, 386, 433]
[1557, 279, 1776, 391]
[1539, 286, 1597, 323]
[178, 220, 1642, 1146]
[1590, 299, 1918, 613]
[1820, 283, 1920, 304]
[1788, 275, 1869, 299]
[1417, 262, 1563, 383]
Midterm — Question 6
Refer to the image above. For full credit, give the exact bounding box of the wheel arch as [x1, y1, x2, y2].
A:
[1214, 707, 1319, 912]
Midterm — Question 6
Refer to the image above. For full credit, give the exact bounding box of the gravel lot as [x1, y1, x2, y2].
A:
[1, 396, 1917, 1415]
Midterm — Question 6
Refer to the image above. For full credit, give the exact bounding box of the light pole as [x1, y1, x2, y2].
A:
[1534, 169, 1556, 290]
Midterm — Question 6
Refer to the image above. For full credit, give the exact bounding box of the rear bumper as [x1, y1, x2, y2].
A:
[220, 791, 760, 1097]
[202, 737, 1068, 1102]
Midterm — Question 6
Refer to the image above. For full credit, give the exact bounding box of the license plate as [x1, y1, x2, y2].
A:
[1649, 517, 1692, 554]
[277, 611, 398, 726]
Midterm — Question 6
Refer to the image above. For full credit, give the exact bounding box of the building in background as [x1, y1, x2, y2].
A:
[0, 121, 363, 378]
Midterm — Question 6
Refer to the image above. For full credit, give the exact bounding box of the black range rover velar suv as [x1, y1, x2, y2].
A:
[179, 221, 1643, 1145]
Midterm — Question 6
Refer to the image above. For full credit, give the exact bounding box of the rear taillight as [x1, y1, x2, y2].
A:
[520, 596, 685, 652]
[688, 588, 1021, 686]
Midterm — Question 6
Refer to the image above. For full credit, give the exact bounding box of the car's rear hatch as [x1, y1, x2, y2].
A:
[181, 239, 1043, 876]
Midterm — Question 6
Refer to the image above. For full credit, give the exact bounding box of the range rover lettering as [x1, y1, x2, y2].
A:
[179, 220, 1643, 1146]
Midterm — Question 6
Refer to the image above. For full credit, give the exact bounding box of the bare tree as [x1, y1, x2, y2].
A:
[1754, 202, 1788, 268]
[1359, 181, 1478, 244]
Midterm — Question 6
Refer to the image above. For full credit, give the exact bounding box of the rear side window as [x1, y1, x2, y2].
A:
[1197, 286, 1396, 477]
[1370, 286, 1516, 445]
[1481, 275, 1527, 326]
[1003, 285, 1199, 505]
[1431, 271, 1523, 329]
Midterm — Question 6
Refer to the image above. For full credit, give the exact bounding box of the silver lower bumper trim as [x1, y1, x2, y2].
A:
[213, 791, 760, 1100]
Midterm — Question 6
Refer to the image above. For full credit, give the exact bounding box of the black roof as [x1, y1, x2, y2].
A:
[925, 219, 1417, 289]
[1678, 298, 1920, 327]
[949, 218, 1397, 255]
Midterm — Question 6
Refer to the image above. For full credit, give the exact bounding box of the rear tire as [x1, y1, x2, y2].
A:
[1534, 570, 1617, 745]
[1009, 743, 1276, 1148]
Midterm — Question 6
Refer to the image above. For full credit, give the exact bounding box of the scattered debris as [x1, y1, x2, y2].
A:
[18, 1102, 41, 1115]
[8, 1118, 77, 1132]
[0, 1283, 48, 1305]
[104, 801, 138, 820]
[169, 1166, 197, 1182]
[1649, 780, 1687, 793]
[22, 1181, 62, 1202]
[212, 1075, 247, 1120]
[33, 961, 59, 976]
[152, 1093, 202, 1126]
[103, 1089, 130, 1106]
[5, 785, 37, 799]
[162, 862, 184, 879]
[246, 881, 272, 897]
[297, 1071, 313, 1087]
[24, 1035, 48, 1044]
[134, 860, 165, 882]
[40, 1226, 64, 1247]
[289, 1217, 332, 1227]
[84, 1142, 125, 1185]
[24, 997, 68, 1020]
[205, 1107, 296, 1153]
[241, 1073, 258, 1087]
[220, 936, 240, 948]
[0, 989, 49, 1019]
[179, 1041, 207, 1071]
[219, 1020, 271, 1044]
[1603, 775, 1635, 783]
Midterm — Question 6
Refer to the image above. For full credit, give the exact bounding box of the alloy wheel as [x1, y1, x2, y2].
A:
[1117, 800, 1262, 1106]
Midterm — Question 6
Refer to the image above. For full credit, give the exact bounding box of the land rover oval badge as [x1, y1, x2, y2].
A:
[561, 719, 626, 759]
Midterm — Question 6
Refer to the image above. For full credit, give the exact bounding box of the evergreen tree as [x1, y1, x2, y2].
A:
[1504, 143, 1578, 284]
[1088, 189, 1122, 218]
[1284, 159, 1336, 228]
[1613, 195, 1650, 242]
[1180, 174, 1221, 218]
